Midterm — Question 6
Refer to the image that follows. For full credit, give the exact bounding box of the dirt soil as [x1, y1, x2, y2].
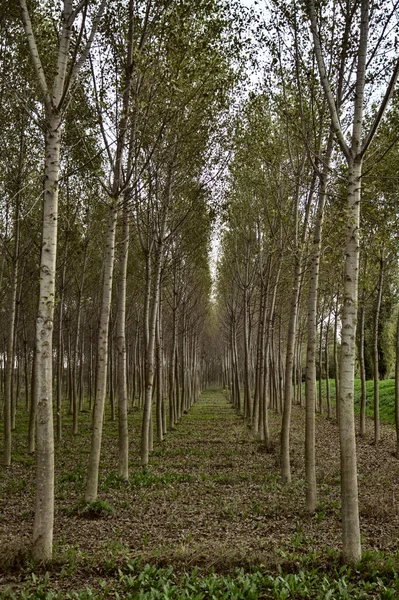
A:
[1, 389, 399, 594]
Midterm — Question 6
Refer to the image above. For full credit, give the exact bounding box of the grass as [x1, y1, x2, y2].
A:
[299, 378, 397, 424]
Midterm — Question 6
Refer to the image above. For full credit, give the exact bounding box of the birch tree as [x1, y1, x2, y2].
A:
[18, 0, 105, 561]
[307, 0, 399, 563]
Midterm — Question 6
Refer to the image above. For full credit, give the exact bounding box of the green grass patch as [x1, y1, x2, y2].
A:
[302, 378, 397, 424]
[129, 471, 193, 488]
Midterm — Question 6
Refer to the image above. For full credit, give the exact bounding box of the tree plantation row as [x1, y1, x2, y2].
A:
[1, 0, 399, 571]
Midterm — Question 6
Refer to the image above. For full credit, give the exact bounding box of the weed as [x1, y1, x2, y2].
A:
[6, 478, 27, 494]
[56, 466, 85, 489]
[66, 499, 115, 519]
[101, 471, 129, 490]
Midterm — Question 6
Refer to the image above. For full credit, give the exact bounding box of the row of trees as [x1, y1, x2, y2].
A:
[0, 0, 250, 561]
[216, 0, 399, 565]
[2, 0, 399, 569]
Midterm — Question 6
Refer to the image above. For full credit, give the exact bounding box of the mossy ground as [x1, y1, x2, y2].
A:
[1, 386, 399, 598]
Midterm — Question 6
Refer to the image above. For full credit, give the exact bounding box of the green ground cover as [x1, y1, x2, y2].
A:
[3, 554, 399, 599]
[300, 378, 396, 424]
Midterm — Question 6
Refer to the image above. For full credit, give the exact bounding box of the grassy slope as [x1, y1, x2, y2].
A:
[301, 378, 396, 424]
[1, 388, 399, 598]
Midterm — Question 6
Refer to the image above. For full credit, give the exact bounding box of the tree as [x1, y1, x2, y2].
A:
[307, 0, 399, 563]
[18, 0, 105, 561]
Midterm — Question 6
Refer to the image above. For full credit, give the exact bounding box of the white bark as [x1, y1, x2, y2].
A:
[307, 0, 399, 564]
[19, 0, 105, 562]
[339, 157, 362, 563]
[32, 112, 61, 561]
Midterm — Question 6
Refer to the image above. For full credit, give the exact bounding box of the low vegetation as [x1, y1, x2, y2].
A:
[312, 378, 397, 424]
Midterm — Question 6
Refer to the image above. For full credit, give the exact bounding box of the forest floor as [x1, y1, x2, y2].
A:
[1, 389, 399, 598]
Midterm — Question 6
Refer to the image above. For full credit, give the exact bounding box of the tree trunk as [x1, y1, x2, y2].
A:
[373, 256, 383, 445]
[72, 239, 88, 435]
[281, 256, 302, 483]
[28, 345, 37, 454]
[305, 135, 332, 511]
[155, 295, 164, 441]
[318, 305, 324, 414]
[325, 311, 331, 418]
[334, 290, 340, 424]
[116, 205, 130, 480]
[56, 242, 68, 443]
[141, 246, 164, 467]
[3, 147, 21, 465]
[339, 157, 362, 564]
[243, 286, 252, 422]
[32, 112, 61, 562]
[395, 310, 399, 457]
[359, 303, 367, 437]
[85, 204, 118, 501]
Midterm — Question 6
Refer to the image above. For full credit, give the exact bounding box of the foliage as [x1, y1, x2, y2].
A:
[4, 556, 399, 599]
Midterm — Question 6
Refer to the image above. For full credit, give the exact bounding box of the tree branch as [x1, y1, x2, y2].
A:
[361, 57, 399, 158]
[306, 0, 351, 161]
[18, 0, 51, 108]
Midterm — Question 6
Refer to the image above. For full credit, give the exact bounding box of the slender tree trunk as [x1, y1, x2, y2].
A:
[28, 346, 37, 454]
[85, 0, 133, 497]
[318, 305, 324, 414]
[73, 239, 88, 435]
[359, 303, 367, 437]
[85, 205, 118, 501]
[116, 205, 130, 480]
[141, 246, 164, 467]
[169, 302, 177, 428]
[281, 257, 302, 483]
[395, 310, 399, 457]
[243, 286, 252, 422]
[57, 240, 68, 442]
[305, 136, 332, 511]
[156, 297, 164, 441]
[325, 311, 331, 418]
[233, 319, 241, 413]
[3, 148, 22, 465]
[23, 330, 29, 413]
[253, 274, 266, 436]
[109, 326, 115, 421]
[334, 290, 340, 424]
[373, 256, 383, 445]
